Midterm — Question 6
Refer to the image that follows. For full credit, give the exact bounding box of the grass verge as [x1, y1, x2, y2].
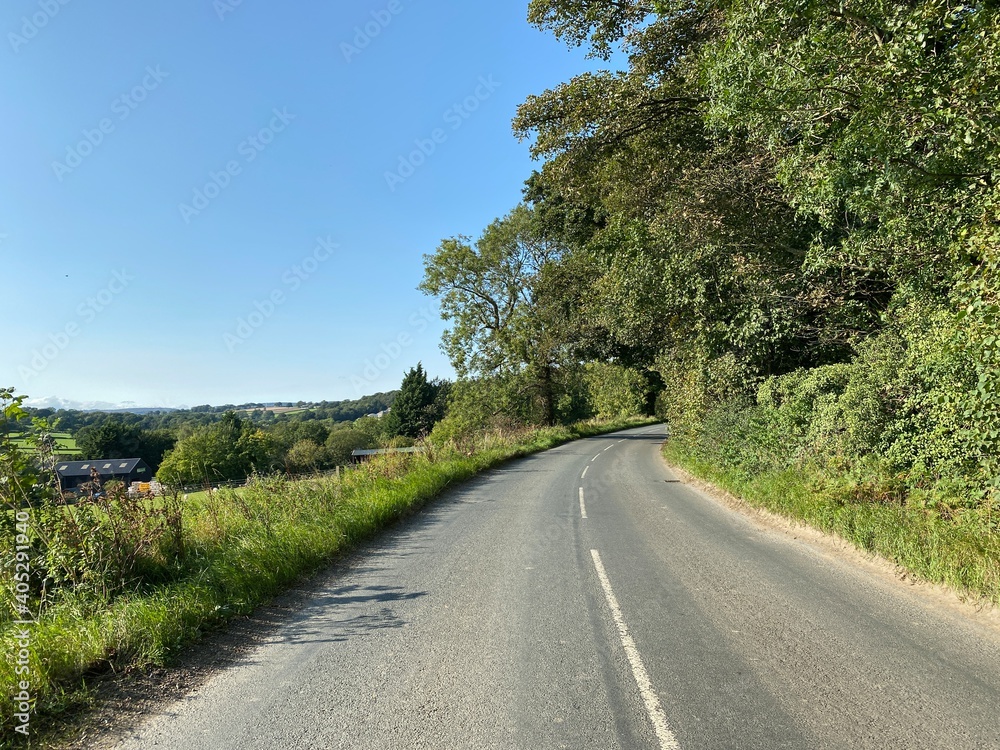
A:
[1, 416, 655, 747]
[663, 439, 1000, 606]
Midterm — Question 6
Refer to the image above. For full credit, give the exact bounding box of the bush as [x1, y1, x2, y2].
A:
[666, 295, 997, 530]
[284, 439, 330, 474]
[583, 362, 650, 419]
[429, 376, 535, 443]
[654, 347, 759, 440]
[0, 484, 184, 616]
[324, 429, 373, 466]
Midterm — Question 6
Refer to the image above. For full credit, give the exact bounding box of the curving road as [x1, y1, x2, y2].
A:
[112, 426, 1000, 749]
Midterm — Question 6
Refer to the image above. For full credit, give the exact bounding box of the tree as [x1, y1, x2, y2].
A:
[284, 439, 328, 474]
[429, 373, 555, 441]
[707, 0, 1000, 285]
[420, 205, 577, 425]
[510, 0, 1000, 506]
[77, 419, 176, 473]
[156, 412, 274, 486]
[325, 428, 373, 466]
[385, 364, 440, 439]
[514, 0, 909, 416]
[584, 362, 650, 419]
[136, 429, 176, 473]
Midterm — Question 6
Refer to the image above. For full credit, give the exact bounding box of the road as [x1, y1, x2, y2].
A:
[112, 426, 1000, 749]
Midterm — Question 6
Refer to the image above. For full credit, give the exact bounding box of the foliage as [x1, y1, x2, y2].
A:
[420, 205, 580, 424]
[351, 414, 392, 447]
[156, 412, 275, 486]
[269, 419, 331, 458]
[27, 482, 184, 601]
[1, 388, 186, 650]
[0, 389, 47, 512]
[705, 0, 1000, 288]
[324, 429, 374, 466]
[77, 419, 176, 472]
[384, 363, 444, 439]
[583, 362, 651, 419]
[493, 0, 1000, 514]
[283, 439, 330, 474]
[429, 376, 538, 444]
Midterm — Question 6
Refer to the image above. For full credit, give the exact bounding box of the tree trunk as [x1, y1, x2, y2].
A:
[538, 364, 556, 426]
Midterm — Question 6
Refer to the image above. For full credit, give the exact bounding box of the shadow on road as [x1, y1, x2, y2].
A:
[272, 583, 428, 645]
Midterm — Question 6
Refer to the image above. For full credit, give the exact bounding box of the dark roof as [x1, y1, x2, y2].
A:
[351, 447, 425, 457]
[55, 458, 148, 477]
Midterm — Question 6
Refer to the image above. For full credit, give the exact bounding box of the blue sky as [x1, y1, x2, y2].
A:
[0, 0, 611, 408]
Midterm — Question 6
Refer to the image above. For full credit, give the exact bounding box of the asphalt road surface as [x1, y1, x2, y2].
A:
[112, 426, 1000, 749]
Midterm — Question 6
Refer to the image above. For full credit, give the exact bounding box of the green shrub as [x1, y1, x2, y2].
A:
[583, 362, 649, 419]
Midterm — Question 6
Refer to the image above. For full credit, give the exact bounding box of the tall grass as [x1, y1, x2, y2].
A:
[0, 416, 654, 745]
[663, 440, 1000, 606]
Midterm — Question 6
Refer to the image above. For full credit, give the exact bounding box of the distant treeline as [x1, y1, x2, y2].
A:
[0, 392, 400, 481]
[18, 392, 397, 433]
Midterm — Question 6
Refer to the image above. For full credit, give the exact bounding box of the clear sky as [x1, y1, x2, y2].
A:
[0, 0, 610, 408]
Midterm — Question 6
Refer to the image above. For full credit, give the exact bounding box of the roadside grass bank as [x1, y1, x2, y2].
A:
[1, 416, 655, 746]
[662, 438, 1000, 608]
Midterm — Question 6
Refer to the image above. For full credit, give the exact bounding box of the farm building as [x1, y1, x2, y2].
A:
[350, 447, 425, 464]
[55, 458, 152, 492]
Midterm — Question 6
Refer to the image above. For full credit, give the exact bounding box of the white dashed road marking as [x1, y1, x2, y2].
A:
[590, 550, 681, 750]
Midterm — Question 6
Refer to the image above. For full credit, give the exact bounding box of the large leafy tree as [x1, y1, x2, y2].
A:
[706, 0, 1000, 283]
[420, 205, 577, 424]
[325, 428, 373, 466]
[515, 0, 906, 392]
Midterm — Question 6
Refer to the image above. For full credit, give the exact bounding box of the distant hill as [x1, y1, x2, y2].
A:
[103, 407, 180, 415]
[17, 392, 399, 433]
[25, 397, 178, 414]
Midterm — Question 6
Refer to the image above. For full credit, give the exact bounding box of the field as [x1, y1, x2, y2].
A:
[240, 406, 308, 415]
[7, 431, 82, 456]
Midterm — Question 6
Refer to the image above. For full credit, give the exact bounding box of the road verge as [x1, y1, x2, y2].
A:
[662, 440, 1000, 609]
